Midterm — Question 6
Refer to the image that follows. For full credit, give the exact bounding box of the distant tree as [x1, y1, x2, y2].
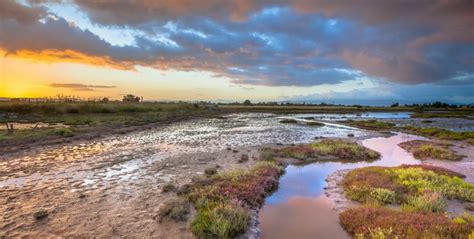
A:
[101, 97, 109, 103]
[122, 94, 141, 103]
[391, 102, 399, 107]
[243, 99, 251, 105]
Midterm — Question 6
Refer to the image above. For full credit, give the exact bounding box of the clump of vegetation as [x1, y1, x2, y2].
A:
[238, 154, 249, 163]
[274, 145, 316, 160]
[402, 126, 474, 141]
[270, 139, 380, 163]
[397, 164, 466, 178]
[279, 119, 298, 124]
[342, 165, 474, 207]
[340, 206, 474, 238]
[162, 183, 176, 193]
[306, 121, 324, 126]
[157, 198, 190, 222]
[411, 112, 473, 119]
[345, 120, 395, 130]
[401, 191, 447, 213]
[204, 167, 218, 176]
[259, 148, 275, 161]
[309, 139, 380, 161]
[399, 140, 463, 161]
[185, 162, 283, 238]
[412, 144, 462, 161]
[54, 128, 75, 137]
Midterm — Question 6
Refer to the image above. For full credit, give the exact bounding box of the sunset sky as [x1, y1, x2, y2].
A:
[1, 0, 473, 104]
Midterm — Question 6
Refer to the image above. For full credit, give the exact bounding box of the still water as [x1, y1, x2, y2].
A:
[259, 133, 424, 239]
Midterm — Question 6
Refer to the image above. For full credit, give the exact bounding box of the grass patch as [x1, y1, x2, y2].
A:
[399, 140, 463, 161]
[344, 120, 395, 130]
[158, 198, 190, 223]
[411, 112, 474, 119]
[279, 119, 298, 123]
[204, 167, 218, 176]
[185, 162, 283, 238]
[342, 165, 474, 208]
[401, 126, 474, 141]
[306, 121, 325, 126]
[340, 206, 474, 238]
[309, 139, 380, 161]
[162, 183, 176, 193]
[271, 139, 380, 162]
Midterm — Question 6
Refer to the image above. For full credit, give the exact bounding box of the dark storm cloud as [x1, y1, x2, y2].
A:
[2, 0, 473, 87]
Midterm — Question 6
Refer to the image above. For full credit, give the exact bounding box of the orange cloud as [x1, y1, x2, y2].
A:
[11, 49, 136, 71]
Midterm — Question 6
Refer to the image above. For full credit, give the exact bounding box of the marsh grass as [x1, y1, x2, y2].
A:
[185, 162, 283, 238]
[309, 139, 380, 160]
[340, 206, 474, 238]
[158, 198, 190, 223]
[0, 102, 211, 145]
[342, 165, 474, 208]
[306, 121, 325, 126]
[412, 144, 462, 161]
[345, 120, 395, 130]
[402, 126, 474, 141]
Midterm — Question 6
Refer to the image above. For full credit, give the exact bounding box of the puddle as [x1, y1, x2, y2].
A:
[259, 133, 424, 239]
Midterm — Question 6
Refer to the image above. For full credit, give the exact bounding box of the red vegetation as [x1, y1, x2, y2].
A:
[340, 206, 474, 238]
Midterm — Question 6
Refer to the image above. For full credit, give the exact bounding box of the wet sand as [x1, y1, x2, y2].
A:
[0, 113, 367, 238]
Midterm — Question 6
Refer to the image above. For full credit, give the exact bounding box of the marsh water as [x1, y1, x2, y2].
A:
[0, 112, 470, 237]
[258, 133, 424, 238]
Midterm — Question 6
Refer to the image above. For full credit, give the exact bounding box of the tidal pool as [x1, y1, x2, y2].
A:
[259, 133, 424, 239]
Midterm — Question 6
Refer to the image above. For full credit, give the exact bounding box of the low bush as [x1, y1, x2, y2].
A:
[162, 183, 176, 193]
[340, 206, 474, 238]
[342, 165, 474, 207]
[204, 167, 218, 176]
[186, 162, 283, 238]
[259, 148, 275, 161]
[306, 121, 324, 126]
[157, 198, 189, 222]
[402, 126, 474, 140]
[345, 120, 395, 130]
[401, 191, 447, 213]
[238, 154, 249, 163]
[399, 140, 463, 161]
[309, 139, 380, 161]
[54, 128, 74, 137]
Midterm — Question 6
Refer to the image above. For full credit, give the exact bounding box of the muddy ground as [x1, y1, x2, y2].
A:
[1, 113, 472, 238]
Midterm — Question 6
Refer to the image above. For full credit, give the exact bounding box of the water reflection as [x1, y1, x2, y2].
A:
[259, 133, 424, 238]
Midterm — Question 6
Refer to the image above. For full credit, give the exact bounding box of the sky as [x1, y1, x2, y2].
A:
[0, 0, 473, 105]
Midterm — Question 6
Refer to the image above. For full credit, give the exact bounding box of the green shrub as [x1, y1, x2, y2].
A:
[343, 165, 474, 207]
[310, 139, 380, 160]
[158, 198, 189, 222]
[162, 183, 176, 193]
[259, 148, 275, 161]
[191, 202, 249, 239]
[369, 188, 396, 205]
[186, 162, 283, 238]
[401, 191, 447, 213]
[306, 121, 324, 126]
[54, 128, 74, 137]
[204, 167, 217, 176]
[412, 144, 462, 161]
